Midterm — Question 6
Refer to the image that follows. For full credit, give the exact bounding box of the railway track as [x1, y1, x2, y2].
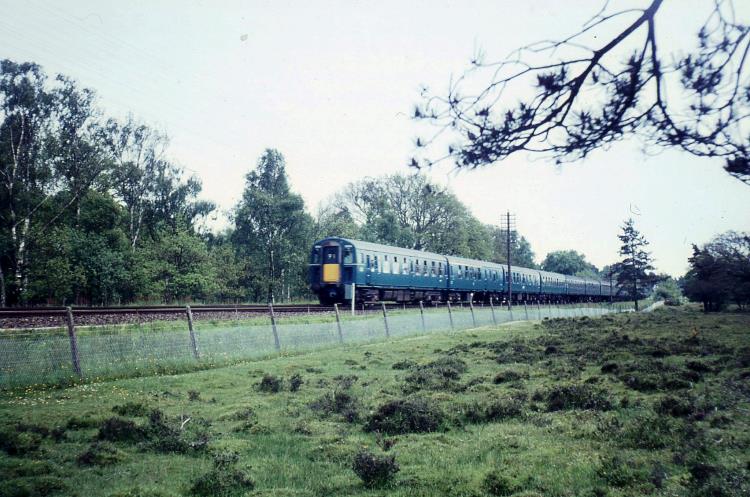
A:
[0, 302, 425, 329]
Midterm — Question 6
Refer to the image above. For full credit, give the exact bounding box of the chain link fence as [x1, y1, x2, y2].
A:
[0, 302, 631, 389]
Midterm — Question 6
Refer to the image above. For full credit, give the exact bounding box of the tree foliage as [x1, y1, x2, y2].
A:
[233, 149, 313, 303]
[682, 231, 750, 311]
[414, 0, 750, 185]
[540, 250, 598, 276]
[0, 59, 219, 305]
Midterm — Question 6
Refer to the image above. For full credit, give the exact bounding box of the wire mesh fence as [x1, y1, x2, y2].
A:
[0, 302, 631, 389]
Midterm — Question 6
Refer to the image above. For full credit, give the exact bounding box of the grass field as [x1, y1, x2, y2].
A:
[0, 307, 748, 497]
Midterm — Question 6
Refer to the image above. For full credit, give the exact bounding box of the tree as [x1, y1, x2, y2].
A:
[331, 173, 493, 260]
[313, 203, 360, 240]
[414, 1, 750, 185]
[487, 226, 536, 268]
[0, 60, 55, 303]
[682, 231, 750, 311]
[233, 149, 313, 302]
[541, 250, 598, 276]
[613, 218, 656, 310]
[653, 275, 683, 306]
[102, 115, 167, 249]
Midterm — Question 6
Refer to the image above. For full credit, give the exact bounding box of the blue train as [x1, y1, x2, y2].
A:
[309, 237, 613, 305]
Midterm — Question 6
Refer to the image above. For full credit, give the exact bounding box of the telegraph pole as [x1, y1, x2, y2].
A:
[500, 211, 516, 307]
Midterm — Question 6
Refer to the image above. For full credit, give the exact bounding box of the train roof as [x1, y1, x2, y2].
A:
[313, 238, 447, 260]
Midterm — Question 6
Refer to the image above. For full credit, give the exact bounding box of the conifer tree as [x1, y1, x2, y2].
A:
[613, 218, 655, 311]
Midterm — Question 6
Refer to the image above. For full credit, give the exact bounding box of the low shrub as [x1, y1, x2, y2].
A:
[112, 402, 150, 417]
[190, 450, 254, 497]
[352, 450, 399, 488]
[66, 415, 100, 430]
[392, 359, 417, 370]
[258, 374, 282, 393]
[656, 395, 696, 417]
[187, 390, 201, 402]
[493, 369, 528, 384]
[463, 397, 525, 424]
[334, 374, 359, 390]
[145, 409, 210, 454]
[600, 412, 680, 450]
[0, 476, 66, 497]
[310, 390, 361, 422]
[403, 356, 468, 392]
[600, 362, 619, 374]
[289, 373, 303, 392]
[0, 429, 42, 456]
[365, 397, 445, 435]
[596, 455, 649, 488]
[97, 417, 147, 443]
[482, 471, 517, 496]
[76, 441, 124, 466]
[544, 384, 612, 411]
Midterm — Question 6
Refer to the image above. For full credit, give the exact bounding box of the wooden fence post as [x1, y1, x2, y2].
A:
[65, 307, 82, 377]
[524, 301, 529, 320]
[509, 301, 514, 321]
[469, 300, 476, 327]
[419, 301, 426, 334]
[489, 297, 497, 325]
[269, 303, 281, 351]
[185, 305, 200, 359]
[381, 302, 390, 338]
[334, 303, 344, 344]
[447, 301, 454, 330]
[537, 301, 542, 320]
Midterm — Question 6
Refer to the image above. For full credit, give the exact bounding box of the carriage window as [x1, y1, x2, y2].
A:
[312, 248, 321, 264]
[366, 254, 371, 268]
[438, 262, 443, 276]
[374, 255, 379, 272]
[383, 255, 390, 274]
[343, 247, 354, 264]
[423, 260, 428, 276]
[323, 246, 338, 263]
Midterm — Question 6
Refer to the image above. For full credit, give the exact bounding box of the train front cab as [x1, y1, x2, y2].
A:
[309, 238, 357, 304]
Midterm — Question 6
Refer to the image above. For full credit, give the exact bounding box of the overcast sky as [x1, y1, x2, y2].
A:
[2, 0, 749, 277]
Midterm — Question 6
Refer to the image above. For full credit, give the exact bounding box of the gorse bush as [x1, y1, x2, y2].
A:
[76, 441, 124, 466]
[112, 402, 150, 417]
[543, 384, 613, 411]
[190, 450, 254, 497]
[365, 397, 445, 435]
[258, 374, 282, 393]
[351, 450, 399, 488]
[289, 373, 303, 392]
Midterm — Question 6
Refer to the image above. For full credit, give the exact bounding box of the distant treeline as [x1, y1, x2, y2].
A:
[9, 59, 723, 307]
[0, 60, 628, 306]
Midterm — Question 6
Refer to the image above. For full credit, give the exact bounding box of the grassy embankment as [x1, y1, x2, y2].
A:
[0, 307, 748, 497]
